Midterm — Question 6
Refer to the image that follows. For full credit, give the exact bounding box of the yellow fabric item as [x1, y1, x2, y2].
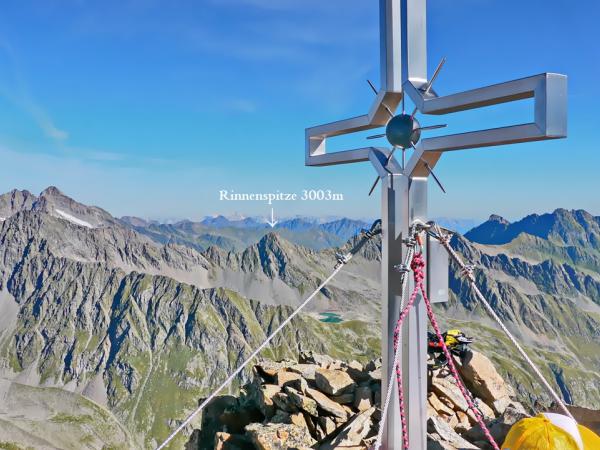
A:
[444, 329, 462, 347]
[502, 415, 581, 449]
[579, 424, 600, 449]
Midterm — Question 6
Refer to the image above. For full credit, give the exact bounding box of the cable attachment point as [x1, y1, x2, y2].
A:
[436, 232, 451, 245]
[461, 265, 475, 280]
[364, 229, 376, 239]
[425, 222, 452, 246]
[402, 237, 417, 247]
[394, 263, 410, 274]
[410, 220, 432, 232]
[335, 252, 351, 268]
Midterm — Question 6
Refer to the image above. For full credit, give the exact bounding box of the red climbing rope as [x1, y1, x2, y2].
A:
[391, 252, 426, 449]
[405, 247, 501, 450]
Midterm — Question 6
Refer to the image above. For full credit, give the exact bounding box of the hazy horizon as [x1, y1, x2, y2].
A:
[0, 0, 598, 221]
[3, 184, 594, 228]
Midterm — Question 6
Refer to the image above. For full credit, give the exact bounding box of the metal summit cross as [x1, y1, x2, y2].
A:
[304, 1, 567, 449]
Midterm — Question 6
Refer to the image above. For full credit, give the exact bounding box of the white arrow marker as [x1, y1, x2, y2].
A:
[266, 207, 278, 228]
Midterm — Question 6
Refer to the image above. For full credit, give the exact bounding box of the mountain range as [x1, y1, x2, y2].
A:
[0, 186, 599, 448]
[120, 215, 477, 253]
[120, 215, 371, 253]
[0, 187, 380, 448]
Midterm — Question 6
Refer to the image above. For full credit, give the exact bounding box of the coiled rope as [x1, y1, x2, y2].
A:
[373, 229, 499, 450]
[429, 223, 573, 420]
[155, 221, 381, 450]
[419, 261, 500, 450]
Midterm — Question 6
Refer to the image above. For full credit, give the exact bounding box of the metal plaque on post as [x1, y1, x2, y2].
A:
[427, 234, 449, 304]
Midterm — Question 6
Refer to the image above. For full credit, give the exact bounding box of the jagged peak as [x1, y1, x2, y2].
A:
[0, 188, 36, 200]
[255, 232, 309, 255]
[256, 232, 294, 257]
[6, 188, 34, 196]
[257, 232, 314, 261]
[30, 186, 119, 230]
[488, 214, 510, 225]
[550, 208, 596, 222]
[40, 186, 65, 197]
[0, 188, 38, 220]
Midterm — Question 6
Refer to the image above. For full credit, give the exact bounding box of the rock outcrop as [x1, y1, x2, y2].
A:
[187, 350, 530, 450]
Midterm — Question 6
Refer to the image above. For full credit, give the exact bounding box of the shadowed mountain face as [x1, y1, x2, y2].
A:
[0, 187, 599, 448]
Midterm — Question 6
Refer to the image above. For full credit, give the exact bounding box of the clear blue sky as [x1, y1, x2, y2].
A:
[0, 0, 598, 221]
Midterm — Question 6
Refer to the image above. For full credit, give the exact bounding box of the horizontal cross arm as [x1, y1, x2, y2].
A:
[421, 123, 547, 152]
[305, 91, 401, 167]
[403, 72, 567, 177]
[405, 73, 565, 118]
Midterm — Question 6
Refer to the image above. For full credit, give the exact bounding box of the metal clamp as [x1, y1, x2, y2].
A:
[335, 252, 351, 268]
[461, 265, 475, 280]
[394, 263, 410, 274]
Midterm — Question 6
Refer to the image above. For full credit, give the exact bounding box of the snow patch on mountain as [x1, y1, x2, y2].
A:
[55, 209, 94, 228]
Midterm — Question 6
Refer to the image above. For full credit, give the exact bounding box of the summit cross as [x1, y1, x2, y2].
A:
[304, 1, 567, 449]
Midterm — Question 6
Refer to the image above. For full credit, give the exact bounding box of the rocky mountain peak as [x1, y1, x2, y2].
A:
[0, 188, 37, 220]
[488, 214, 510, 225]
[9, 188, 34, 197]
[254, 232, 313, 266]
[465, 214, 518, 245]
[258, 231, 284, 247]
[39, 185, 65, 197]
[254, 232, 291, 274]
[32, 186, 117, 229]
[476, 208, 600, 248]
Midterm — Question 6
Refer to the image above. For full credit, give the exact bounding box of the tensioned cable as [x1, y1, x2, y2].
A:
[156, 221, 381, 449]
[430, 223, 574, 419]
[372, 242, 415, 450]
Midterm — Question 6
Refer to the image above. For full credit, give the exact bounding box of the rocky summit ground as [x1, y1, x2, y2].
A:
[185, 350, 537, 450]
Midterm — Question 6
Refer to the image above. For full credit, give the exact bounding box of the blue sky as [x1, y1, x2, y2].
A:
[0, 0, 598, 221]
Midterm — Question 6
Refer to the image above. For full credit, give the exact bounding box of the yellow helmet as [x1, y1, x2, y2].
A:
[502, 413, 600, 449]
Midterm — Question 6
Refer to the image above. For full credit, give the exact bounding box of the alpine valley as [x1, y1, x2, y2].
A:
[0, 187, 598, 448]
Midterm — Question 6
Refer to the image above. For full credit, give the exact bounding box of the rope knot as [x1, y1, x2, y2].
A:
[411, 252, 426, 283]
[461, 265, 475, 280]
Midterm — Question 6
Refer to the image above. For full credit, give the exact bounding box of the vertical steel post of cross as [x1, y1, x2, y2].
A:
[380, 173, 429, 450]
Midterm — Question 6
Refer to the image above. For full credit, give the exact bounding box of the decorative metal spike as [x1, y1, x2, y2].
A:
[414, 124, 447, 132]
[426, 57, 447, 93]
[422, 159, 446, 193]
[383, 104, 395, 119]
[411, 56, 447, 118]
[367, 79, 378, 95]
[411, 144, 446, 193]
[385, 146, 398, 165]
[367, 80, 394, 118]
[367, 177, 380, 197]
[366, 133, 387, 140]
[368, 147, 399, 196]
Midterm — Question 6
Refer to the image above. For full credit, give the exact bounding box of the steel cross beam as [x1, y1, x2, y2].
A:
[304, 1, 567, 449]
